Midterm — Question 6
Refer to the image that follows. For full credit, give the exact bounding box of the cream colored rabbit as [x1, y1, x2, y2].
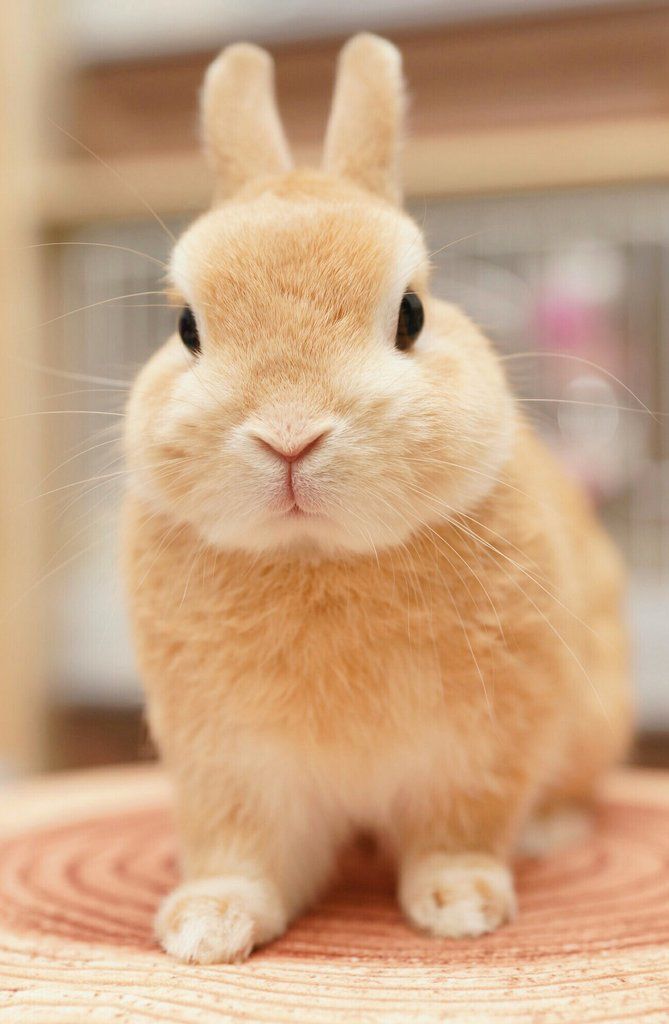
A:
[122, 34, 631, 964]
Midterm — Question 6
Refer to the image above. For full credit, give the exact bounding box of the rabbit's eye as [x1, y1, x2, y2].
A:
[395, 291, 424, 351]
[178, 306, 200, 354]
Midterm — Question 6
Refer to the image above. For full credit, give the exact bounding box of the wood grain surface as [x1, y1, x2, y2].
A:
[0, 766, 668, 1023]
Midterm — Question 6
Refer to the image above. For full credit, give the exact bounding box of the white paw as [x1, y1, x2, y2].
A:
[155, 876, 286, 964]
[399, 852, 516, 939]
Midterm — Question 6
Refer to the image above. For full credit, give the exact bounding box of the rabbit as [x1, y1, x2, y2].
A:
[122, 33, 632, 965]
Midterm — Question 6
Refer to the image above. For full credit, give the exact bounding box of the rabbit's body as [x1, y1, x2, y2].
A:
[125, 412, 627, 806]
[122, 38, 631, 964]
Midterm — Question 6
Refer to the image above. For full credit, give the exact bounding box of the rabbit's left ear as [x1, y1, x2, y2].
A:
[322, 34, 405, 205]
[201, 43, 293, 202]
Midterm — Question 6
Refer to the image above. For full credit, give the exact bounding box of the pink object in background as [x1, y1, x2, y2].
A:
[529, 242, 647, 502]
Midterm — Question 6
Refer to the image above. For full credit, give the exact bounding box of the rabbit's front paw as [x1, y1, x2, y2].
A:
[156, 876, 286, 964]
[399, 851, 516, 939]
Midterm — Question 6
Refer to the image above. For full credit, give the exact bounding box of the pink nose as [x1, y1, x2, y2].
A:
[254, 429, 330, 465]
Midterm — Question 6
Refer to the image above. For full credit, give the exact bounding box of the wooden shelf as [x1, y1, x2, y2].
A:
[36, 4, 669, 227]
[35, 116, 669, 228]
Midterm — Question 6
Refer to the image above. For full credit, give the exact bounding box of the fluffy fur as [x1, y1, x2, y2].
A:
[122, 34, 632, 964]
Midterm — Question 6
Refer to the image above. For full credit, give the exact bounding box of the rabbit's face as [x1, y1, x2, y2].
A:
[125, 36, 515, 555]
[125, 175, 515, 555]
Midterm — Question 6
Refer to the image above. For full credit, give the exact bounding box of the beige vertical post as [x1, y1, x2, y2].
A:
[0, 0, 48, 772]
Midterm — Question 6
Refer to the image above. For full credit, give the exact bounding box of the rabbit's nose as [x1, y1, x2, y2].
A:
[253, 428, 331, 465]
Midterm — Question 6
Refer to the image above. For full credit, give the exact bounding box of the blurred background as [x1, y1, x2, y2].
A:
[1, 0, 668, 775]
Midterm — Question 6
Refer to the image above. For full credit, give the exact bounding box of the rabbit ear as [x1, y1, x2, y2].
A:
[322, 34, 405, 205]
[201, 43, 293, 201]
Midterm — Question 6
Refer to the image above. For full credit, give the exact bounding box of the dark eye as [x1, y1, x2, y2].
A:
[395, 291, 424, 351]
[178, 305, 200, 354]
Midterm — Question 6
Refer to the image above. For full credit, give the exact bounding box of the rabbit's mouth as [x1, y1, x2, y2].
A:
[271, 493, 325, 521]
[284, 504, 323, 520]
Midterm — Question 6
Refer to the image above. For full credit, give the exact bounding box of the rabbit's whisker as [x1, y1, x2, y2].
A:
[49, 119, 177, 245]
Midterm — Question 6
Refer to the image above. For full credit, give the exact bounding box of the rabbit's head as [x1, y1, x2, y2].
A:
[125, 35, 515, 555]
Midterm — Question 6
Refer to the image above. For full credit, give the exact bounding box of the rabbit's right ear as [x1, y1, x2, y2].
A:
[201, 43, 293, 202]
[323, 34, 405, 205]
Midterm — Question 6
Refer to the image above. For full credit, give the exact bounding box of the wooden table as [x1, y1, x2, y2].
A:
[0, 766, 667, 1023]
